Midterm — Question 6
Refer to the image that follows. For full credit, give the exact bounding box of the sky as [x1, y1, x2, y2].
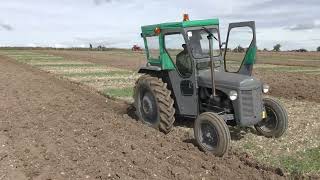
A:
[0, 0, 320, 50]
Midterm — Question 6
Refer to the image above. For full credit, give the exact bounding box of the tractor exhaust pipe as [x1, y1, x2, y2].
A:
[208, 35, 217, 97]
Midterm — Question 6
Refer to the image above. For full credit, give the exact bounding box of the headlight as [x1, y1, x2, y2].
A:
[229, 90, 238, 101]
[262, 84, 270, 93]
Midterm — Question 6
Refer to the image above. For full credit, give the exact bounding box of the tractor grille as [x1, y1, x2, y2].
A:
[240, 87, 263, 121]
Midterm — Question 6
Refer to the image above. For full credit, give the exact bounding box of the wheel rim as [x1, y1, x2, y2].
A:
[199, 120, 219, 150]
[142, 93, 153, 114]
[140, 90, 158, 125]
[259, 106, 278, 133]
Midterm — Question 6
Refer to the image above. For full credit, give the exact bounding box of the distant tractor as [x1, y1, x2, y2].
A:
[132, 45, 142, 51]
[133, 15, 288, 156]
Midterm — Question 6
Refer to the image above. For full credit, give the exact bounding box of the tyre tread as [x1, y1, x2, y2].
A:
[194, 112, 230, 157]
[255, 97, 288, 138]
[134, 74, 175, 133]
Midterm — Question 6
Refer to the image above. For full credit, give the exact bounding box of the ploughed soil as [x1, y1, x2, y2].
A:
[253, 71, 320, 103]
[37, 50, 320, 103]
[0, 56, 284, 179]
[35, 50, 145, 70]
[257, 51, 320, 67]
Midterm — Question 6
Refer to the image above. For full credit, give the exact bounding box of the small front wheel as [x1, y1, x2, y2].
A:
[194, 112, 230, 157]
[255, 98, 288, 138]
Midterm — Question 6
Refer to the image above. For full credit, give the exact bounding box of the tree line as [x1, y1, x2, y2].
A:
[230, 44, 320, 52]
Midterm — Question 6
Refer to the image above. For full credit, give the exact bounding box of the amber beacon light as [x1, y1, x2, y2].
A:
[154, 27, 161, 35]
[183, 14, 190, 21]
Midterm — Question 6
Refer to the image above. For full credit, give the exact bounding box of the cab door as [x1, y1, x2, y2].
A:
[224, 21, 256, 76]
[161, 30, 198, 117]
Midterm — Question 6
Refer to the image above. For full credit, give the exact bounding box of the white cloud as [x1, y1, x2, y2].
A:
[0, 0, 319, 50]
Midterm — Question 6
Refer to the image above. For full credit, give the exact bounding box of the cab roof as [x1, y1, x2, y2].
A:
[141, 18, 219, 36]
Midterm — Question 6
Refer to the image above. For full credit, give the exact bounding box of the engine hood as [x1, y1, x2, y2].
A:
[198, 70, 261, 90]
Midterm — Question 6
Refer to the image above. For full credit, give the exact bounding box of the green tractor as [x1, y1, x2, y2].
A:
[134, 15, 288, 156]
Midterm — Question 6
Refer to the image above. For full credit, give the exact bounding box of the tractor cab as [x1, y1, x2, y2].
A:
[135, 15, 288, 156]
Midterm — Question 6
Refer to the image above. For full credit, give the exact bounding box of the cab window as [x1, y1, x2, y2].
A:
[164, 33, 192, 77]
[145, 36, 160, 59]
[225, 27, 253, 72]
[187, 28, 220, 59]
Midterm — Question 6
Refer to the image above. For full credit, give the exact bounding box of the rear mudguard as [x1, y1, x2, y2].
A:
[138, 66, 161, 74]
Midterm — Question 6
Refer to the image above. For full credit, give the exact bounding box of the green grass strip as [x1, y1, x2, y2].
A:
[256, 66, 320, 72]
[34, 63, 99, 68]
[64, 71, 133, 77]
[102, 87, 133, 97]
[79, 77, 135, 83]
[280, 147, 320, 175]
[0, 51, 37, 55]
[13, 56, 64, 61]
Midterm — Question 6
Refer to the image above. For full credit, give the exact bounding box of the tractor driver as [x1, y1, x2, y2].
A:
[176, 44, 192, 76]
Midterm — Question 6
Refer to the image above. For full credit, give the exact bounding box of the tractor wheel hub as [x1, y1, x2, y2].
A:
[142, 95, 152, 114]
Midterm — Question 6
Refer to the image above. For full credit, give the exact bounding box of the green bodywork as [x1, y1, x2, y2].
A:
[140, 18, 256, 71]
[141, 19, 219, 70]
[141, 19, 219, 36]
[243, 46, 257, 65]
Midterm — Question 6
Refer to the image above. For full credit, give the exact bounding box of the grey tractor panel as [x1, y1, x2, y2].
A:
[197, 69, 263, 126]
[234, 87, 264, 126]
[197, 70, 261, 90]
[167, 70, 198, 117]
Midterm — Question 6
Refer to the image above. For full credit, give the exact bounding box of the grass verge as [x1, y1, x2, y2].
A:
[280, 147, 320, 175]
[34, 63, 99, 67]
[64, 71, 133, 77]
[102, 87, 133, 98]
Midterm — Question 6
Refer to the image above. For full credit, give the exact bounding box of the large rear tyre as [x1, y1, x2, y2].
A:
[134, 75, 175, 133]
[194, 112, 230, 157]
[254, 98, 288, 138]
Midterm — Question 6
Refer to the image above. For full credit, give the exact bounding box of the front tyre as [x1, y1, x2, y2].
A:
[255, 98, 288, 138]
[134, 75, 175, 133]
[194, 112, 230, 157]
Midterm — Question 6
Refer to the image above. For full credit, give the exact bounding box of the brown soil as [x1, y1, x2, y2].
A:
[253, 70, 320, 103]
[256, 60, 320, 67]
[37, 50, 320, 68]
[257, 51, 320, 67]
[0, 56, 284, 179]
[38, 50, 320, 103]
[36, 50, 145, 70]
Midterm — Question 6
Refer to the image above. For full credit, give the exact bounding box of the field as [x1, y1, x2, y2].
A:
[0, 49, 319, 179]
